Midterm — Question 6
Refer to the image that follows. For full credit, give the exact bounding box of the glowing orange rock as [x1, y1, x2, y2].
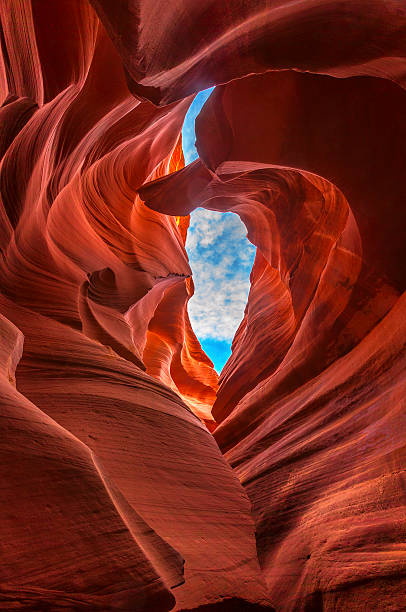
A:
[2, 0, 406, 610]
[0, 2, 268, 610]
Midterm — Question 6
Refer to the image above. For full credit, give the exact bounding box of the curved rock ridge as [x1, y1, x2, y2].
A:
[0, 2, 269, 610]
[2, 0, 406, 611]
[0, 310, 181, 612]
[90, 0, 406, 105]
[0, 0, 218, 422]
[140, 67, 406, 611]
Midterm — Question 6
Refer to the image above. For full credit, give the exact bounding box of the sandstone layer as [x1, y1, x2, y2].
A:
[1, 1, 406, 611]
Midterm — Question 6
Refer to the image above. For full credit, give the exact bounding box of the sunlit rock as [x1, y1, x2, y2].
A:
[1, 1, 405, 610]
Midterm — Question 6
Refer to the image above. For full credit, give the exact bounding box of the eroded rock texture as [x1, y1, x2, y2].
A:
[1, 1, 405, 611]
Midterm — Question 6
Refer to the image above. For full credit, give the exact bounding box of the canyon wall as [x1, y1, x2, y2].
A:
[1, 1, 405, 610]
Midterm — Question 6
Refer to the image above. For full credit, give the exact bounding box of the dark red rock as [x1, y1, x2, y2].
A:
[90, 0, 406, 104]
[141, 49, 406, 612]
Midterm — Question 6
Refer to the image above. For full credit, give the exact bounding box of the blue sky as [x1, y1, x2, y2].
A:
[182, 88, 214, 165]
[181, 89, 256, 374]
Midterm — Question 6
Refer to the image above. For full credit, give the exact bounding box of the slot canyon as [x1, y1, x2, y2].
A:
[0, 1, 405, 611]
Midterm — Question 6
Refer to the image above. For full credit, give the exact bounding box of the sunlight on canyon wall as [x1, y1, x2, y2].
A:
[1, 1, 406, 611]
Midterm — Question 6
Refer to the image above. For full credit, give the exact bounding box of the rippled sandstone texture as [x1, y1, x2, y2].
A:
[1, 1, 406, 611]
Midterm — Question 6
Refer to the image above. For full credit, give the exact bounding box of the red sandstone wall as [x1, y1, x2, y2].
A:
[1, 1, 406, 610]
[0, 3, 267, 609]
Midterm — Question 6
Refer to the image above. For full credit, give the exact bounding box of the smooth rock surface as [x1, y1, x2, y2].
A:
[1, 1, 405, 610]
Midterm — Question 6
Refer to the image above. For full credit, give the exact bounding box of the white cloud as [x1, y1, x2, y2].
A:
[180, 89, 256, 344]
[186, 209, 256, 341]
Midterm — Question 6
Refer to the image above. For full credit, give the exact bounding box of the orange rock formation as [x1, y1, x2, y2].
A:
[1, 1, 405, 610]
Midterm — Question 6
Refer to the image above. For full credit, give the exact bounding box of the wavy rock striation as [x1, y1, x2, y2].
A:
[1, 0, 406, 611]
[140, 57, 406, 612]
[0, 2, 268, 610]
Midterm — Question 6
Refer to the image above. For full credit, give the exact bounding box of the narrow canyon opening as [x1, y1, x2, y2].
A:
[181, 89, 256, 374]
[2, 4, 406, 610]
